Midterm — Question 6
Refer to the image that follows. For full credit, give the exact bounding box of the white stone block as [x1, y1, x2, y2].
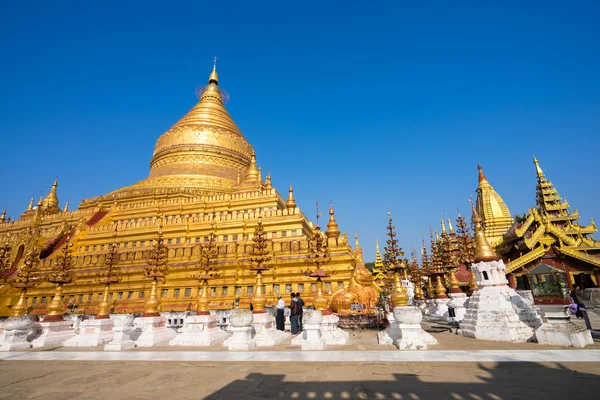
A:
[536, 306, 594, 348]
[30, 320, 75, 348]
[170, 314, 229, 346]
[251, 312, 290, 347]
[0, 316, 35, 351]
[320, 313, 349, 345]
[291, 311, 326, 350]
[63, 318, 114, 347]
[133, 316, 177, 347]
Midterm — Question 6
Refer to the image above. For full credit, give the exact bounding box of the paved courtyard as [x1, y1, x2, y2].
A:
[1, 324, 599, 400]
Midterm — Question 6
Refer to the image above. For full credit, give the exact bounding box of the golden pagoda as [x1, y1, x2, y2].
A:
[497, 157, 600, 302]
[371, 240, 387, 288]
[475, 164, 513, 246]
[0, 61, 359, 316]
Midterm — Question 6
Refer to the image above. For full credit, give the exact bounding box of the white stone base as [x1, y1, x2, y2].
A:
[419, 329, 438, 345]
[320, 314, 349, 345]
[430, 298, 450, 319]
[448, 293, 468, 323]
[424, 299, 437, 316]
[30, 320, 75, 348]
[459, 285, 542, 342]
[170, 314, 229, 346]
[225, 326, 256, 351]
[251, 312, 290, 347]
[291, 323, 326, 350]
[536, 307, 594, 348]
[104, 327, 136, 351]
[378, 312, 401, 345]
[395, 324, 428, 350]
[0, 317, 35, 351]
[63, 318, 114, 347]
[133, 316, 177, 347]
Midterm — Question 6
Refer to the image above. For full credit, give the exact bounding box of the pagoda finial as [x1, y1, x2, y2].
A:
[42, 177, 60, 212]
[64, 201, 69, 212]
[441, 219, 447, 235]
[447, 217, 454, 233]
[26, 197, 34, 211]
[0, 209, 5, 223]
[326, 200, 340, 238]
[208, 56, 219, 85]
[355, 233, 360, 250]
[36, 195, 43, 208]
[533, 155, 544, 178]
[471, 198, 498, 262]
[265, 172, 272, 189]
[477, 163, 491, 188]
[244, 152, 259, 182]
[286, 183, 296, 210]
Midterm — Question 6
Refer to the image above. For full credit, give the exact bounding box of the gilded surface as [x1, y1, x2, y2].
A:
[0, 63, 359, 316]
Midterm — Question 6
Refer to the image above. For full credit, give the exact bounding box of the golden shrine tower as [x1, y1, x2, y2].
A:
[497, 157, 600, 302]
[0, 62, 359, 316]
[475, 164, 513, 246]
[371, 240, 387, 288]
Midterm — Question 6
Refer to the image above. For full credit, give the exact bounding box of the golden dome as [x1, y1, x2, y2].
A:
[475, 164, 513, 246]
[116, 61, 254, 195]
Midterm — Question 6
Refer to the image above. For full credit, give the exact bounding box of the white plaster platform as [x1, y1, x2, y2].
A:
[30, 320, 75, 348]
[320, 313, 349, 345]
[133, 316, 176, 347]
[1, 350, 599, 363]
[536, 306, 594, 348]
[0, 317, 35, 351]
[290, 310, 326, 350]
[251, 312, 290, 347]
[170, 314, 229, 347]
[63, 318, 114, 347]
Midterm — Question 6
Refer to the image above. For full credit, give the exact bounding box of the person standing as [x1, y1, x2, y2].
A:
[275, 294, 285, 331]
[295, 292, 305, 330]
[290, 293, 300, 334]
[571, 283, 585, 319]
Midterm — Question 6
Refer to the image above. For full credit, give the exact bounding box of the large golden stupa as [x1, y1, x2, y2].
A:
[0, 62, 361, 316]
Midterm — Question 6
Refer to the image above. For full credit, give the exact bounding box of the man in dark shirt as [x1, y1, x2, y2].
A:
[295, 292, 305, 330]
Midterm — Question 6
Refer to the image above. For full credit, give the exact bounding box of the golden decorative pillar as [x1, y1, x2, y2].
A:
[390, 271, 409, 307]
[383, 211, 409, 307]
[435, 275, 448, 299]
[10, 289, 28, 317]
[45, 235, 75, 322]
[144, 278, 161, 316]
[248, 218, 272, 313]
[306, 208, 333, 313]
[426, 276, 435, 298]
[193, 221, 218, 315]
[143, 218, 169, 317]
[96, 232, 121, 319]
[197, 280, 210, 314]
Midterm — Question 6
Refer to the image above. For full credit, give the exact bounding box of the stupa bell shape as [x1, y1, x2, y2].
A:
[325, 201, 340, 238]
[117, 60, 254, 195]
[475, 164, 513, 246]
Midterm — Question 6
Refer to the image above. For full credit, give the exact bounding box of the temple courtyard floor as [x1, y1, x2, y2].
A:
[1, 319, 599, 400]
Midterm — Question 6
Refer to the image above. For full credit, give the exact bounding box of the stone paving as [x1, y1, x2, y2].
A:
[2, 349, 600, 363]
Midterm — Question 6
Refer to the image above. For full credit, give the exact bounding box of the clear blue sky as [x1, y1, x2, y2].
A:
[1, 1, 599, 261]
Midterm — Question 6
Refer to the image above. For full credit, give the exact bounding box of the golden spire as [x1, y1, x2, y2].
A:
[533, 155, 544, 178]
[42, 178, 60, 212]
[208, 56, 219, 85]
[36, 196, 43, 208]
[258, 167, 262, 183]
[265, 172, 273, 189]
[475, 163, 513, 247]
[355, 233, 360, 250]
[447, 217, 454, 234]
[245, 152, 259, 182]
[0, 209, 5, 223]
[440, 219, 447, 235]
[64, 201, 69, 212]
[477, 163, 491, 188]
[471, 200, 498, 262]
[325, 201, 340, 238]
[26, 197, 34, 211]
[286, 183, 296, 209]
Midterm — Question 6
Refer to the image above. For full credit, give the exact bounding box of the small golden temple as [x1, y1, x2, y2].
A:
[0, 62, 364, 316]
